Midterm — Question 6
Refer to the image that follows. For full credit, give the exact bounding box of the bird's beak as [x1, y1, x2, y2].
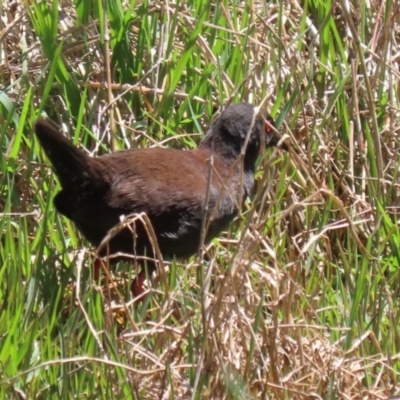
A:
[265, 115, 289, 150]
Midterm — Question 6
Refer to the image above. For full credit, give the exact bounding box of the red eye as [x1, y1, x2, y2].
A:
[265, 115, 275, 133]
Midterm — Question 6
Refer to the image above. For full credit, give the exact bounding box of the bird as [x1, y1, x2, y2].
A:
[34, 102, 287, 297]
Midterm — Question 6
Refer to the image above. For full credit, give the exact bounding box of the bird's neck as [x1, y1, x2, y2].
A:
[198, 135, 240, 164]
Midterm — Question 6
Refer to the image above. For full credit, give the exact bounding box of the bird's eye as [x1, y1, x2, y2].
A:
[265, 116, 275, 134]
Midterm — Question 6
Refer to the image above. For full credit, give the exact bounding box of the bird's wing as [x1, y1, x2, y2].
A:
[96, 147, 239, 248]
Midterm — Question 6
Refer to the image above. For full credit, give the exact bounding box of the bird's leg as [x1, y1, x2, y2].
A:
[131, 270, 148, 299]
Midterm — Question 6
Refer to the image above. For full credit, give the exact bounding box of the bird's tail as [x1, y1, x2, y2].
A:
[34, 118, 89, 189]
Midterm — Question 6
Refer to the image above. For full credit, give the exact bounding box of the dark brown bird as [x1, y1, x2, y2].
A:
[34, 102, 286, 296]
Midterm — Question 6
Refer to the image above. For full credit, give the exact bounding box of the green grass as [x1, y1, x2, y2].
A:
[1, 0, 400, 398]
